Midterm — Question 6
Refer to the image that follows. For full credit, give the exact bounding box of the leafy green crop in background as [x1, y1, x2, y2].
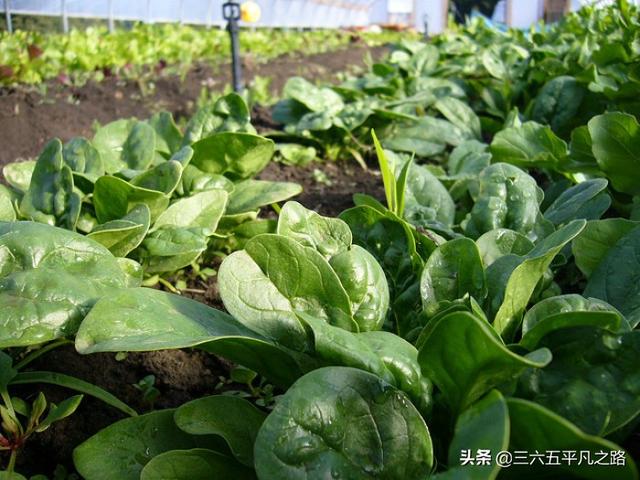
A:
[0, 24, 413, 86]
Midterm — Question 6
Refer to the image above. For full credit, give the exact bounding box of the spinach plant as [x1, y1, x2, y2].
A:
[1, 94, 302, 278]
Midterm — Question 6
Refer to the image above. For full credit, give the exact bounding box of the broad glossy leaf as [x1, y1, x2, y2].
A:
[191, 132, 275, 180]
[588, 112, 640, 195]
[75, 287, 308, 387]
[296, 110, 333, 132]
[254, 367, 433, 480]
[434, 97, 481, 139]
[464, 163, 541, 239]
[334, 102, 373, 131]
[297, 312, 394, 386]
[121, 122, 156, 170]
[93, 175, 170, 224]
[543, 178, 610, 226]
[139, 227, 208, 274]
[531, 76, 586, 133]
[504, 398, 637, 480]
[0, 186, 16, 221]
[340, 205, 429, 337]
[412, 77, 465, 98]
[572, 218, 638, 278]
[70, 277, 212, 350]
[277, 144, 316, 166]
[404, 163, 455, 228]
[358, 330, 432, 414]
[180, 164, 234, 196]
[19, 139, 81, 230]
[520, 294, 624, 350]
[129, 160, 182, 195]
[446, 140, 491, 181]
[282, 77, 344, 114]
[490, 122, 568, 169]
[140, 449, 256, 480]
[174, 396, 266, 466]
[182, 93, 255, 146]
[219, 234, 355, 350]
[153, 189, 228, 234]
[92, 118, 136, 173]
[585, 225, 640, 327]
[329, 245, 389, 331]
[88, 204, 151, 257]
[476, 229, 533, 267]
[220, 219, 276, 251]
[383, 117, 464, 157]
[518, 326, 640, 437]
[418, 311, 551, 413]
[482, 49, 508, 80]
[148, 111, 182, 155]
[568, 125, 599, 173]
[421, 238, 486, 316]
[62, 137, 104, 188]
[441, 390, 509, 480]
[2, 160, 35, 193]
[492, 220, 585, 339]
[0, 222, 139, 348]
[226, 180, 301, 215]
[277, 201, 351, 258]
[73, 409, 199, 480]
[0, 472, 27, 480]
[271, 99, 309, 125]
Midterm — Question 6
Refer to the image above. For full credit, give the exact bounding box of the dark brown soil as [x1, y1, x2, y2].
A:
[12, 347, 235, 475]
[0, 44, 387, 166]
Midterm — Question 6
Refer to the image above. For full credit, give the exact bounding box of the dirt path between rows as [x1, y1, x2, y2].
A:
[0, 43, 387, 166]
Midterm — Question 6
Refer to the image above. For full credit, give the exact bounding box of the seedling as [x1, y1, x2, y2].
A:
[132, 375, 160, 410]
[0, 353, 82, 477]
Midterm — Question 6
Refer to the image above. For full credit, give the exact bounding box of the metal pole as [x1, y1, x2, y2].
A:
[146, 0, 152, 23]
[108, 0, 114, 32]
[179, 0, 185, 24]
[223, 1, 243, 92]
[423, 14, 429, 39]
[4, 0, 12, 34]
[61, 0, 68, 33]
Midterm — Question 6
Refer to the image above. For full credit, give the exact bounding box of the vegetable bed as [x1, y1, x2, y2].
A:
[2, 1, 640, 479]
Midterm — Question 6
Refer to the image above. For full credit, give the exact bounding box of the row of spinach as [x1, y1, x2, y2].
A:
[2, 133, 640, 477]
[0, 93, 301, 278]
[271, 0, 640, 215]
[0, 93, 302, 478]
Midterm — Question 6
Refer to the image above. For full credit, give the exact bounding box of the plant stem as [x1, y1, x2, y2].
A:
[1, 390, 15, 417]
[157, 277, 180, 293]
[14, 339, 73, 370]
[7, 448, 17, 474]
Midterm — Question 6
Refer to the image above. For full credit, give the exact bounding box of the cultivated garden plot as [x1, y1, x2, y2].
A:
[2, 1, 640, 478]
